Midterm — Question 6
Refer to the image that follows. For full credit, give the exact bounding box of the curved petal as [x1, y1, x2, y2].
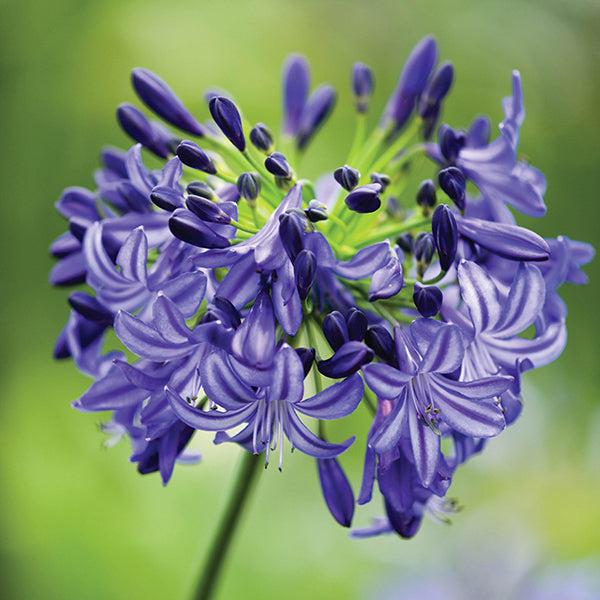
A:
[152, 293, 191, 344]
[408, 401, 440, 488]
[116, 227, 148, 284]
[370, 389, 408, 454]
[333, 242, 390, 280]
[268, 345, 305, 405]
[294, 372, 364, 420]
[159, 271, 207, 319]
[362, 363, 410, 400]
[419, 324, 466, 374]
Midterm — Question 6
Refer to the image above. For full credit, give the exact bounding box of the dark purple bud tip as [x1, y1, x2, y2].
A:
[323, 311, 349, 351]
[413, 282, 443, 318]
[185, 195, 232, 224]
[317, 458, 355, 528]
[151, 185, 185, 212]
[168, 208, 230, 249]
[265, 151, 292, 178]
[186, 180, 215, 200]
[364, 325, 395, 363]
[294, 249, 317, 300]
[296, 84, 337, 151]
[236, 172, 261, 203]
[334, 165, 360, 191]
[345, 183, 382, 214]
[295, 347, 316, 379]
[131, 68, 205, 136]
[116, 103, 155, 148]
[418, 61, 454, 118]
[438, 166, 466, 211]
[68, 291, 113, 324]
[370, 172, 391, 191]
[414, 232, 436, 277]
[385, 196, 402, 218]
[305, 200, 328, 222]
[416, 179, 437, 214]
[250, 122, 274, 154]
[432, 204, 458, 271]
[176, 140, 217, 174]
[439, 124, 466, 164]
[396, 232, 413, 254]
[352, 62, 375, 114]
[209, 296, 241, 329]
[279, 210, 305, 261]
[317, 341, 374, 379]
[209, 96, 246, 152]
[347, 308, 368, 341]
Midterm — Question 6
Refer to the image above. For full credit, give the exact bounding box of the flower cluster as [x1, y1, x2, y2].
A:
[51, 35, 593, 538]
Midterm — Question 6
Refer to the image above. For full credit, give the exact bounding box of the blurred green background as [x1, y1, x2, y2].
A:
[1, 0, 599, 598]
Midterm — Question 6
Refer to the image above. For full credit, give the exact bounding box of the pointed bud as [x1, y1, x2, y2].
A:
[396, 232, 413, 254]
[432, 204, 458, 271]
[351, 62, 375, 113]
[305, 200, 328, 222]
[418, 61, 454, 118]
[317, 341, 374, 378]
[278, 211, 305, 261]
[297, 84, 336, 151]
[334, 165, 360, 191]
[250, 122, 274, 153]
[131, 68, 205, 136]
[294, 249, 317, 300]
[416, 179, 437, 215]
[347, 308, 368, 341]
[151, 185, 185, 212]
[68, 292, 113, 324]
[265, 151, 292, 178]
[323, 311, 349, 351]
[282, 54, 310, 137]
[209, 96, 246, 152]
[317, 458, 355, 527]
[364, 325, 395, 363]
[438, 166, 466, 210]
[236, 172, 261, 203]
[186, 181, 215, 200]
[185, 195, 233, 225]
[168, 209, 230, 249]
[345, 183, 382, 214]
[414, 232, 436, 277]
[176, 140, 217, 174]
[295, 347, 316, 379]
[116, 103, 155, 148]
[413, 282, 443, 318]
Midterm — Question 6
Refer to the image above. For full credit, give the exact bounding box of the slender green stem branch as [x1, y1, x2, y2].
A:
[192, 451, 262, 600]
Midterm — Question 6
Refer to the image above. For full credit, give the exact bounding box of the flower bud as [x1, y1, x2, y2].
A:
[265, 151, 292, 178]
[282, 54, 310, 137]
[347, 308, 368, 341]
[186, 181, 214, 200]
[385, 196, 402, 218]
[305, 200, 328, 222]
[432, 204, 458, 271]
[185, 195, 232, 224]
[413, 282, 443, 318]
[295, 347, 316, 379]
[414, 232, 436, 277]
[68, 291, 113, 324]
[294, 249, 317, 300]
[439, 124, 466, 164]
[131, 68, 205, 136]
[209, 296, 241, 329]
[278, 211, 305, 261]
[364, 325, 395, 363]
[317, 458, 355, 527]
[416, 179, 437, 215]
[116, 103, 155, 148]
[236, 172, 261, 204]
[344, 183, 382, 214]
[297, 84, 336, 151]
[250, 122, 274, 153]
[151, 185, 185, 212]
[351, 62, 374, 113]
[209, 96, 246, 152]
[176, 140, 217, 174]
[438, 166, 466, 211]
[317, 341, 374, 378]
[323, 311, 348, 351]
[370, 172, 391, 191]
[334, 165, 360, 191]
[396, 232, 413, 254]
[168, 209, 230, 248]
[418, 61, 454, 118]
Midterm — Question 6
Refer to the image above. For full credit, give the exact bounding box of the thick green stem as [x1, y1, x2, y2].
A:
[192, 451, 261, 600]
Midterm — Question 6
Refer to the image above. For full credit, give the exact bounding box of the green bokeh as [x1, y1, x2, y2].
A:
[1, 0, 599, 598]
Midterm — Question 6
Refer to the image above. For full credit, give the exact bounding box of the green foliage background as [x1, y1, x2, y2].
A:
[0, 0, 599, 598]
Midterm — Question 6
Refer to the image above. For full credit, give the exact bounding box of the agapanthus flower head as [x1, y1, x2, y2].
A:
[51, 35, 593, 542]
